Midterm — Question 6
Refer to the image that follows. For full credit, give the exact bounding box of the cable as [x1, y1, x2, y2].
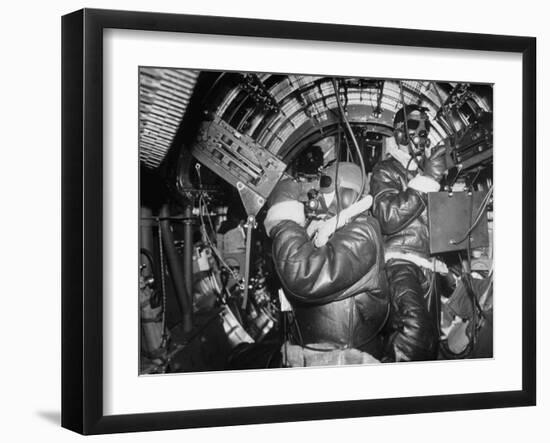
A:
[334, 125, 341, 235]
[201, 195, 217, 243]
[465, 197, 477, 348]
[431, 81, 458, 136]
[449, 183, 491, 355]
[438, 256, 476, 359]
[156, 223, 168, 348]
[198, 196, 240, 282]
[196, 164, 217, 244]
[398, 81, 424, 172]
[460, 225, 486, 354]
[332, 78, 366, 198]
[450, 185, 493, 245]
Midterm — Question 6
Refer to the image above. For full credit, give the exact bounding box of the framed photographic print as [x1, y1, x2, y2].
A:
[61, 8, 536, 435]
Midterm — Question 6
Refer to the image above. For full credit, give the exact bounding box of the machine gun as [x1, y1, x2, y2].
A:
[192, 116, 287, 217]
[192, 115, 287, 308]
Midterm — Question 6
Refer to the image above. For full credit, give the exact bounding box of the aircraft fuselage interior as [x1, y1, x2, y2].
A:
[139, 69, 493, 374]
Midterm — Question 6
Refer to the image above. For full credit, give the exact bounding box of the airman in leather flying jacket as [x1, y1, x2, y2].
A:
[264, 163, 390, 366]
[370, 104, 448, 361]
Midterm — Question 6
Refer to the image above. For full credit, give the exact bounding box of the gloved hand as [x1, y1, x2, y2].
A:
[422, 145, 447, 182]
[264, 178, 305, 236]
[307, 194, 373, 247]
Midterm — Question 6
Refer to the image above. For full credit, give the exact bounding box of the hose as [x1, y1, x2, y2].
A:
[332, 78, 366, 198]
[159, 204, 193, 334]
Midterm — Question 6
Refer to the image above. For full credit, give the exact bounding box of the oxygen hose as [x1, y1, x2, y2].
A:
[331, 78, 366, 199]
[398, 81, 424, 171]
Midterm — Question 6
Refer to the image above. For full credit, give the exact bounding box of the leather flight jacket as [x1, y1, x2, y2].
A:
[370, 157, 431, 258]
[370, 156, 440, 361]
[270, 214, 389, 356]
[384, 259, 439, 361]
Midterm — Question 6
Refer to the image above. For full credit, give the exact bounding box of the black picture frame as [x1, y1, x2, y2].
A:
[61, 8, 536, 435]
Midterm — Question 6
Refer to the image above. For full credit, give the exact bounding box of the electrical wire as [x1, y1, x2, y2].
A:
[459, 193, 487, 352]
[332, 78, 366, 198]
[451, 185, 493, 245]
[198, 196, 240, 282]
[437, 190, 485, 359]
[438, 259, 476, 359]
[195, 166, 232, 275]
[398, 81, 424, 171]
[430, 81, 458, 136]
[465, 197, 477, 348]
[201, 195, 217, 240]
[441, 181, 491, 359]
[333, 125, 341, 235]
[199, 204, 234, 278]
[156, 223, 168, 348]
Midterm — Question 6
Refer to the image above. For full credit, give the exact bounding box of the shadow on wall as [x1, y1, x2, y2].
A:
[36, 410, 60, 426]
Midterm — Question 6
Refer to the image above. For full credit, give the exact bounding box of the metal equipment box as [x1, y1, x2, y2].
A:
[427, 191, 490, 254]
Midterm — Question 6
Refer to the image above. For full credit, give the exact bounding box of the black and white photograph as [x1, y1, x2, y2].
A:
[138, 69, 494, 374]
[1, 0, 546, 439]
